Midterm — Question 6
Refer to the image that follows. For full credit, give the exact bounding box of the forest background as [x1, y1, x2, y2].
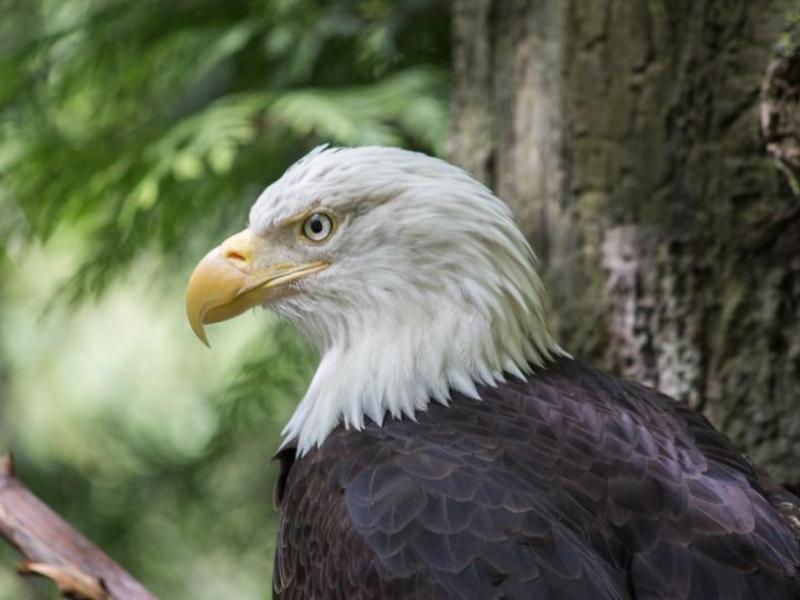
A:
[2, 1, 799, 598]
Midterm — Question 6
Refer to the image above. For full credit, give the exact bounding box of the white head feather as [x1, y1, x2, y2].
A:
[249, 146, 563, 454]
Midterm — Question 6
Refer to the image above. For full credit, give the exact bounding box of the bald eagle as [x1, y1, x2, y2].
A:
[186, 147, 800, 599]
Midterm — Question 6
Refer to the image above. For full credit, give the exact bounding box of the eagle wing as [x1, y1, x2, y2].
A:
[274, 358, 800, 599]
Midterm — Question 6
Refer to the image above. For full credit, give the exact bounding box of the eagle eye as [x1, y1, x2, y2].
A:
[301, 212, 334, 242]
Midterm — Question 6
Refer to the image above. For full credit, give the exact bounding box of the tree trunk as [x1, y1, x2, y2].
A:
[450, 0, 800, 483]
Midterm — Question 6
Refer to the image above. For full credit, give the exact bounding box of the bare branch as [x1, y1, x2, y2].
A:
[19, 561, 110, 600]
[0, 453, 157, 599]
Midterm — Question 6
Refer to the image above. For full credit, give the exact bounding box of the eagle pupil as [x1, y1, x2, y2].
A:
[310, 217, 323, 234]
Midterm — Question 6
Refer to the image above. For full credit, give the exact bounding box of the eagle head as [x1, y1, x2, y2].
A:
[186, 146, 561, 453]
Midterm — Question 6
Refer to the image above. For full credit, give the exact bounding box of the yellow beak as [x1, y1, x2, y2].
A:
[186, 228, 328, 347]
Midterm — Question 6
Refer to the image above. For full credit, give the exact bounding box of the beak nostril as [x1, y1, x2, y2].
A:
[225, 250, 247, 263]
[218, 229, 254, 267]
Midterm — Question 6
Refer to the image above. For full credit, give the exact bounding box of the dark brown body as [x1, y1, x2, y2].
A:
[273, 358, 800, 599]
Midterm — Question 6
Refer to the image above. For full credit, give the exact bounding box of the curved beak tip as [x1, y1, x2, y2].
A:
[192, 320, 211, 348]
[185, 241, 245, 349]
[186, 296, 211, 347]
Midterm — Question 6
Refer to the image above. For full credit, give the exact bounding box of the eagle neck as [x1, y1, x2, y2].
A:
[280, 290, 562, 456]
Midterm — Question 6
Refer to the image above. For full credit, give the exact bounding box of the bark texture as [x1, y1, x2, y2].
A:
[451, 0, 800, 483]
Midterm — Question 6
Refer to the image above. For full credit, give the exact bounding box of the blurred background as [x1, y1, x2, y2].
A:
[0, 1, 449, 597]
[3, 0, 800, 598]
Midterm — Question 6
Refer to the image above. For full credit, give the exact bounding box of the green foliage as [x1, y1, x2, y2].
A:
[0, 0, 450, 597]
[0, 0, 449, 298]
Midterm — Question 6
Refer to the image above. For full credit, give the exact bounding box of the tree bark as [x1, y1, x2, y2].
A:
[451, 0, 800, 483]
[0, 455, 156, 599]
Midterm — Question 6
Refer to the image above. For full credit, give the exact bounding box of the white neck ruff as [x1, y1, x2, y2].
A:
[280, 277, 562, 455]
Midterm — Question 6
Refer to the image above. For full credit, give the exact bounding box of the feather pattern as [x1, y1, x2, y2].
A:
[273, 358, 800, 599]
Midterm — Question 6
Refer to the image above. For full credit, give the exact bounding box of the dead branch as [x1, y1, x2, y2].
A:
[0, 454, 157, 599]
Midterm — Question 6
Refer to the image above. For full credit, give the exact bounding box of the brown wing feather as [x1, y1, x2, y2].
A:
[273, 357, 800, 599]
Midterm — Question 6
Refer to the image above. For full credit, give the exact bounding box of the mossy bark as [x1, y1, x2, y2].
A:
[450, 0, 800, 483]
